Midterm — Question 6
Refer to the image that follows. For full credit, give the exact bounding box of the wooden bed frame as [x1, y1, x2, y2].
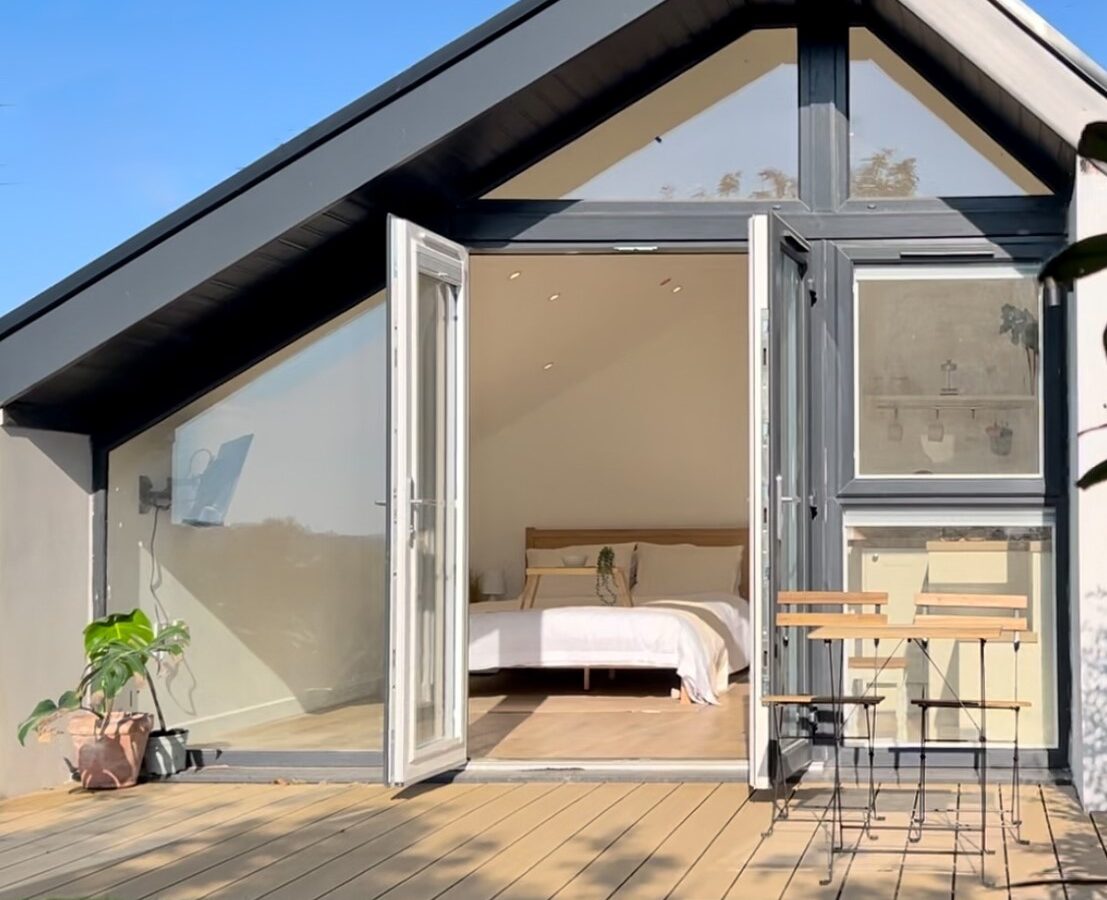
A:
[522, 527, 750, 703]
[524, 527, 750, 602]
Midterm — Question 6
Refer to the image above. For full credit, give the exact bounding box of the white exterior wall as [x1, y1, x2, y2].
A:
[1070, 159, 1107, 810]
[0, 425, 92, 799]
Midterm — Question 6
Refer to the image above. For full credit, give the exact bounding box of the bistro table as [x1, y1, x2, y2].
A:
[806, 623, 1015, 885]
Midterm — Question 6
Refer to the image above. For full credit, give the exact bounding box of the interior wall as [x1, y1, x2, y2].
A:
[470, 254, 749, 597]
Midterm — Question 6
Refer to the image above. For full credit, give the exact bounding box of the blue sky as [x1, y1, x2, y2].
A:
[1, 0, 1105, 314]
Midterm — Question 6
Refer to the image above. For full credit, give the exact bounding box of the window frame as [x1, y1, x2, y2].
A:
[850, 262, 1046, 483]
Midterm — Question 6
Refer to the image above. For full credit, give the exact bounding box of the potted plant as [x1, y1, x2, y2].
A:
[17, 609, 190, 788]
[594, 546, 618, 605]
[998, 303, 1039, 394]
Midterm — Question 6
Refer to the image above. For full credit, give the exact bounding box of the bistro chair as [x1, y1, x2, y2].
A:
[762, 591, 889, 863]
[910, 593, 1031, 846]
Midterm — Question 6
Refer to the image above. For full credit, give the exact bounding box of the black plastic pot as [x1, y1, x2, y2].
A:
[143, 728, 189, 777]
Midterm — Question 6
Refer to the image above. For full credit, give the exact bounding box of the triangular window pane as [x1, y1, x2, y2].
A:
[850, 28, 1049, 198]
[488, 29, 798, 201]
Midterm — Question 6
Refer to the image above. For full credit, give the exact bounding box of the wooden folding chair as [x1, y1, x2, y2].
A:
[911, 593, 1030, 846]
[762, 591, 889, 865]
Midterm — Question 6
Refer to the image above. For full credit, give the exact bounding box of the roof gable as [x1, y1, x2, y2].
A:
[0, 0, 1102, 439]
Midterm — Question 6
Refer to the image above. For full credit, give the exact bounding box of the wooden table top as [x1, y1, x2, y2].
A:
[807, 624, 1008, 641]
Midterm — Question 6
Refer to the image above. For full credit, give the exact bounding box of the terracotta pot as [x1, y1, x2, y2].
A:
[68, 711, 153, 790]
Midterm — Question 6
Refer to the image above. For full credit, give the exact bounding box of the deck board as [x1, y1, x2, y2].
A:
[0, 778, 1104, 898]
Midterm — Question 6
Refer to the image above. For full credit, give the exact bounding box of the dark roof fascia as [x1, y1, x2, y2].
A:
[0, 0, 555, 343]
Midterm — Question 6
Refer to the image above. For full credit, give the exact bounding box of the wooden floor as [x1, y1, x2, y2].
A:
[469, 670, 748, 760]
[1, 777, 1104, 898]
[202, 670, 748, 760]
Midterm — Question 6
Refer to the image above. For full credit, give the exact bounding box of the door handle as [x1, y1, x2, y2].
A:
[775, 474, 801, 541]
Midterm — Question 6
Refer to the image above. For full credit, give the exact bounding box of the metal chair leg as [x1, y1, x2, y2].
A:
[911, 704, 926, 843]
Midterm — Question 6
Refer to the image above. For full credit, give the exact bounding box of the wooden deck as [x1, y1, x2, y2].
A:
[0, 778, 1105, 898]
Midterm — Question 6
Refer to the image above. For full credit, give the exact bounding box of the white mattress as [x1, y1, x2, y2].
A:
[468, 592, 750, 705]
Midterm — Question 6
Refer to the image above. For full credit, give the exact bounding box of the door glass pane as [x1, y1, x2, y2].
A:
[413, 273, 457, 749]
[106, 298, 388, 752]
[844, 512, 1057, 748]
[488, 29, 798, 201]
[849, 28, 1049, 198]
[778, 253, 803, 593]
[855, 267, 1042, 478]
[775, 249, 806, 729]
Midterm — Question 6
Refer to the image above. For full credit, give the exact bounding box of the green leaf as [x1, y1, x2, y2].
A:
[1079, 122, 1107, 165]
[84, 608, 155, 658]
[1077, 459, 1107, 490]
[17, 700, 59, 745]
[1039, 235, 1107, 285]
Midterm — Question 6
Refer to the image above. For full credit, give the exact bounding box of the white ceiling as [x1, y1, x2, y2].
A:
[470, 253, 748, 437]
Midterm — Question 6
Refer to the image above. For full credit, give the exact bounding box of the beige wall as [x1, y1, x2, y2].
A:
[470, 254, 749, 597]
[0, 426, 91, 798]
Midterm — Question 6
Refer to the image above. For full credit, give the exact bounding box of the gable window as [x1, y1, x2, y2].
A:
[488, 29, 798, 202]
[849, 28, 1050, 198]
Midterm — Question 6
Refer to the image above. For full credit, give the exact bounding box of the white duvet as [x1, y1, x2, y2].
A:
[469, 593, 750, 705]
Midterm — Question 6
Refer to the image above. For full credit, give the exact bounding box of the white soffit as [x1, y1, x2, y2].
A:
[896, 0, 1107, 147]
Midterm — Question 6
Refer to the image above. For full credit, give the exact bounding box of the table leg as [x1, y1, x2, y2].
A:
[826, 638, 843, 853]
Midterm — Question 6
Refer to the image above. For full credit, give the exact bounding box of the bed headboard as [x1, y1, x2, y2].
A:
[525, 527, 750, 600]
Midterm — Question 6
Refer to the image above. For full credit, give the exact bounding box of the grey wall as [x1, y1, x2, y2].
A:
[0, 425, 92, 799]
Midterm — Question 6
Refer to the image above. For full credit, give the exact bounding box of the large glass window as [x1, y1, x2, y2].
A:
[849, 29, 1049, 198]
[488, 29, 798, 201]
[845, 511, 1057, 748]
[106, 296, 387, 753]
[854, 266, 1042, 478]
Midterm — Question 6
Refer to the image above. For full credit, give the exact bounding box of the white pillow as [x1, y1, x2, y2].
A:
[526, 543, 635, 599]
[633, 542, 744, 597]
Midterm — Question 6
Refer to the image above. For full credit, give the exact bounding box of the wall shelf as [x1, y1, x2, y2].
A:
[870, 394, 1036, 411]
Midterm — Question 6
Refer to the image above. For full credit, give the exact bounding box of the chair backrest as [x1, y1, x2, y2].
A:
[914, 593, 1028, 634]
[775, 591, 889, 628]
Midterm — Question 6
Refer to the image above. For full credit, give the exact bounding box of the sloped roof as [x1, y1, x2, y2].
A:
[1, 0, 1104, 440]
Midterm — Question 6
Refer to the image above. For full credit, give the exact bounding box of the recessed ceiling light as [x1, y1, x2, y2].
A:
[672, 285, 683, 294]
[543, 362, 555, 371]
[548, 293, 560, 302]
[509, 270, 522, 280]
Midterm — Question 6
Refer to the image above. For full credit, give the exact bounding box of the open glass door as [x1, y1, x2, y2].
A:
[748, 213, 812, 789]
[386, 216, 469, 785]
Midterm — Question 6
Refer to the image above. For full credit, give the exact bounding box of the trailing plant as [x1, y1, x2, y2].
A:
[17, 609, 190, 745]
[1040, 121, 1107, 489]
[999, 303, 1039, 392]
[594, 546, 618, 606]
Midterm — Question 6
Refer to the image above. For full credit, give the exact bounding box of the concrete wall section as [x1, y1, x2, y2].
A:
[1070, 159, 1107, 810]
[0, 426, 92, 799]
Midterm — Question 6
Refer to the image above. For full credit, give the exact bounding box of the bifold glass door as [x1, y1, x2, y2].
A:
[749, 213, 812, 789]
[385, 216, 469, 785]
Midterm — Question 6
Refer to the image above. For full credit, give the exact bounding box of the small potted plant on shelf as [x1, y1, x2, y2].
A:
[594, 546, 618, 605]
[17, 609, 190, 789]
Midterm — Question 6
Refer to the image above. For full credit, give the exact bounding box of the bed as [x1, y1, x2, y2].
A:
[469, 528, 750, 704]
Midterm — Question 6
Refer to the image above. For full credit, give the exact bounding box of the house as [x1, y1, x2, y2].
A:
[3, 0, 1107, 810]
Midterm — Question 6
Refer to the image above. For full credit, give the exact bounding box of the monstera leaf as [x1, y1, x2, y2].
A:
[1079, 121, 1107, 168]
[17, 691, 81, 745]
[84, 608, 155, 658]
